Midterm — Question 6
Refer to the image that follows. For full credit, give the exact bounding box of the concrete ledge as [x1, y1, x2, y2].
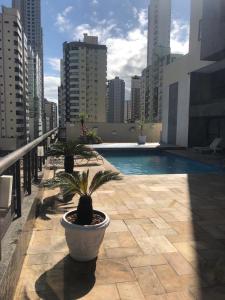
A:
[0, 184, 43, 300]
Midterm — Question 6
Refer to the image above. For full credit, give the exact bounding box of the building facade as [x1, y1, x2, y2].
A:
[107, 77, 125, 123]
[131, 76, 141, 122]
[44, 99, 57, 132]
[140, 0, 172, 123]
[140, 53, 183, 122]
[12, 0, 44, 137]
[124, 100, 131, 123]
[0, 7, 29, 151]
[147, 0, 171, 67]
[59, 34, 107, 131]
[162, 0, 225, 147]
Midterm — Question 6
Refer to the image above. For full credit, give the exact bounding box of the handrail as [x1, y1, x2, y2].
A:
[0, 128, 57, 175]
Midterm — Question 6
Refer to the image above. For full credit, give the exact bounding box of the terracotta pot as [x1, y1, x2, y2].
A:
[61, 210, 110, 261]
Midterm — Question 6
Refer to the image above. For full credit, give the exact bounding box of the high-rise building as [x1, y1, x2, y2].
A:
[59, 33, 107, 129]
[44, 99, 57, 132]
[147, 0, 171, 66]
[141, 0, 172, 122]
[131, 76, 141, 122]
[124, 100, 131, 123]
[12, 0, 44, 137]
[0, 6, 29, 151]
[107, 77, 125, 123]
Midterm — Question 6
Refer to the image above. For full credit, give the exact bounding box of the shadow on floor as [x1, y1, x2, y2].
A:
[37, 194, 74, 220]
[35, 255, 96, 299]
[188, 174, 225, 299]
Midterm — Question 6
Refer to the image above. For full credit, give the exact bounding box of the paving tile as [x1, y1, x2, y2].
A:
[153, 264, 182, 293]
[150, 218, 171, 229]
[117, 282, 145, 300]
[125, 218, 151, 226]
[95, 258, 135, 284]
[173, 242, 196, 263]
[142, 223, 177, 237]
[80, 284, 120, 300]
[107, 220, 128, 233]
[105, 247, 143, 258]
[133, 266, 165, 296]
[104, 231, 138, 249]
[127, 254, 167, 268]
[164, 252, 194, 275]
[165, 291, 195, 300]
[147, 236, 177, 254]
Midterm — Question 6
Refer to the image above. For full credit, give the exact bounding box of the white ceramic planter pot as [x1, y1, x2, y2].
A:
[138, 135, 147, 145]
[61, 209, 110, 261]
[0, 175, 13, 208]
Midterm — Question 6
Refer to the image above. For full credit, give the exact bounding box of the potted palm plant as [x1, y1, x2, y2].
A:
[56, 170, 122, 261]
[137, 120, 147, 144]
[47, 141, 95, 174]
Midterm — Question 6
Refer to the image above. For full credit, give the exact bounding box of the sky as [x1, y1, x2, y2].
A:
[1, 0, 190, 102]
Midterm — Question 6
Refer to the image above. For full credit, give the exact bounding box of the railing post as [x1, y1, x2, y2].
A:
[15, 161, 21, 218]
[23, 155, 27, 194]
[27, 152, 31, 195]
[34, 148, 38, 182]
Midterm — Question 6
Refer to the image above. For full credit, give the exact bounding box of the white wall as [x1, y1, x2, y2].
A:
[66, 122, 162, 143]
[161, 0, 213, 147]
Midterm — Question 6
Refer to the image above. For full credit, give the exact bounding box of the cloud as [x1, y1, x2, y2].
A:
[170, 19, 189, 55]
[54, 8, 189, 98]
[72, 14, 148, 99]
[55, 6, 73, 32]
[47, 57, 60, 72]
[92, 0, 98, 5]
[44, 76, 60, 102]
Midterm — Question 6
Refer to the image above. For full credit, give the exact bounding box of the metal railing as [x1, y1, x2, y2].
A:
[0, 128, 58, 259]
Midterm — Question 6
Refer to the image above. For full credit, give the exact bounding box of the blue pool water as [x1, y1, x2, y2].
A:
[98, 149, 224, 175]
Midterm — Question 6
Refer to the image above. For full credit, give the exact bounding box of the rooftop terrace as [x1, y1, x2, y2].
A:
[12, 156, 225, 299]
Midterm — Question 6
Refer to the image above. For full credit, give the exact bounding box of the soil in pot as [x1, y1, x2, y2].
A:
[66, 211, 105, 225]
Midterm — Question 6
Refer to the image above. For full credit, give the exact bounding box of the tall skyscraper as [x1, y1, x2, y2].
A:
[59, 34, 107, 130]
[12, 0, 44, 137]
[0, 7, 29, 151]
[107, 77, 125, 123]
[147, 0, 171, 66]
[131, 76, 141, 122]
[140, 0, 172, 122]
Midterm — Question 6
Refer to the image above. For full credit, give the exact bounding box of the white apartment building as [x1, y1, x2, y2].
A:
[0, 6, 29, 151]
[162, 0, 225, 147]
[13, 0, 44, 137]
[59, 34, 107, 131]
[107, 77, 125, 123]
[131, 76, 141, 122]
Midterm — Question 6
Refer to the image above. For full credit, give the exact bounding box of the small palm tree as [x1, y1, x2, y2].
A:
[47, 141, 95, 174]
[58, 170, 122, 225]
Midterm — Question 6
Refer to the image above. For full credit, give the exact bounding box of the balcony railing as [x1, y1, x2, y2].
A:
[0, 128, 58, 259]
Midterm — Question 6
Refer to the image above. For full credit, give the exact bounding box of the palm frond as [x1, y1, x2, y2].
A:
[88, 170, 122, 195]
[79, 169, 89, 194]
[57, 172, 83, 196]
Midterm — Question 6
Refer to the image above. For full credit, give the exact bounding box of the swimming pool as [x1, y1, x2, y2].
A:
[98, 149, 224, 175]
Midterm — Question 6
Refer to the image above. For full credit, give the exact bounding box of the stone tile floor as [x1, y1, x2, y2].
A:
[14, 161, 225, 299]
